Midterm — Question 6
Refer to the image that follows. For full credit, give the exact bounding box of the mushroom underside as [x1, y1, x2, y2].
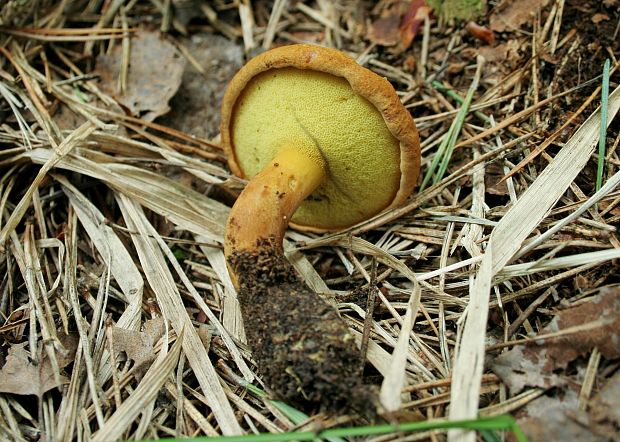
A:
[230, 67, 402, 230]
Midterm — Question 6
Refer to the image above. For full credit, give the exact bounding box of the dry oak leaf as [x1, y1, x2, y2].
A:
[0, 334, 78, 397]
[111, 317, 165, 380]
[95, 29, 185, 121]
[489, 0, 550, 32]
[492, 286, 620, 394]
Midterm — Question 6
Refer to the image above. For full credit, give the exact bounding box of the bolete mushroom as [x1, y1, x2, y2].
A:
[221, 44, 420, 412]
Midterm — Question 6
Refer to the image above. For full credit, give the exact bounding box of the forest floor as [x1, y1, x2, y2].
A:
[0, 0, 619, 441]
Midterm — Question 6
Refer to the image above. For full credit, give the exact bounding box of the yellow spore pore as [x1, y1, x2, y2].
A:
[231, 67, 402, 230]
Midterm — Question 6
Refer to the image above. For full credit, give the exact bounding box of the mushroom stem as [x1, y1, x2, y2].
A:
[224, 147, 325, 262]
[223, 147, 375, 414]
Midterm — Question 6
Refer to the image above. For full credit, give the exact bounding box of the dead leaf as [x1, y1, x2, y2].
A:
[589, 371, 620, 435]
[547, 287, 620, 361]
[492, 345, 567, 393]
[367, 0, 431, 51]
[591, 13, 610, 24]
[95, 29, 185, 121]
[478, 39, 521, 63]
[367, 7, 402, 46]
[484, 162, 509, 195]
[540, 49, 562, 64]
[492, 286, 620, 394]
[598, 199, 620, 216]
[466, 21, 495, 44]
[171, 0, 203, 28]
[157, 33, 243, 139]
[0, 334, 78, 397]
[516, 392, 607, 442]
[489, 0, 550, 32]
[399, 0, 432, 50]
[111, 317, 165, 380]
[515, 372, 620, 442]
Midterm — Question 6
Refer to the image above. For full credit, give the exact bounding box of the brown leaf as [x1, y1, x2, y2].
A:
[171, 0, 203, 28]
[367, 0, 431, 51]
[549, 287, 620, 361]
[599, 199, 620, 216]
[591, 13, 610, 24]
[111, 317, 165, 380]
[516, 393, 607, 442]
[157, 33, 243, 139]
[399, 0, 432, 50]
[492, 286, 620, 394]
[0, 334, 78, 397]
[489, 0, 550, 32]
[54, 99, 127, 136]
[515, 372, 620, 442]
[484, 162, 509, 195]
[492, 345, 567, 393]
[478, 40, 521, 64]
[589, 371, 620, 434]
[465, 21, 495, 44]
[367, 8, 402, 46]
[95, 29, 185, 121]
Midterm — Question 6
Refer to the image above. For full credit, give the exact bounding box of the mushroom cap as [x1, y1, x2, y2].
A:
[221, 44, 420, 232]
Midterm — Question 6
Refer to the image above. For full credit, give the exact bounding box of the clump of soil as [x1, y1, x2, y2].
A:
[228, 239, 375, 416]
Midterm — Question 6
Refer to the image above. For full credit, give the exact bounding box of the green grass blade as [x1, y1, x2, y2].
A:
[596, 58, 611, 194]
[322, 414, 522, 437]
[420, 118, 456, 190]
[434, 79, 477, 185]
[480, 429, 503, 442]
[421, 68, 481, 190]
[240, 383, 308, 425]
[140, 414, 528, 442]
[432, 80, 491, 123]
[223, 382, 341, 442]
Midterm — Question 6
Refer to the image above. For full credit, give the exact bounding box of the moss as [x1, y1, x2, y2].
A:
[427, 0, 485, 21]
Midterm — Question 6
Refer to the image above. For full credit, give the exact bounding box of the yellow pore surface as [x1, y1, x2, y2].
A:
[232, 67, 401, 230]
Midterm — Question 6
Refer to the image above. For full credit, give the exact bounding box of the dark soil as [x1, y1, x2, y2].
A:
[544, 0, 620, 126]
[557, 0, 619, 90]
[228, 238, 376, 416]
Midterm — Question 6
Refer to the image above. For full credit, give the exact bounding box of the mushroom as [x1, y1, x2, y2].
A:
[221, 44, 420, 412]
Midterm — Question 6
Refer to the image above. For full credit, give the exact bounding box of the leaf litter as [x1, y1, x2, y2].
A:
[158, 33, 244, 139]
[0, 0, 619, 441]
[492, 286, 620, 393]
[110, 317, 165, 381]
[0, 334, 78, 397]
[95, 29, 185, 121]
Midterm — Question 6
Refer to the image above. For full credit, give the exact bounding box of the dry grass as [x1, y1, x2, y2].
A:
[0, 0, 619, 441]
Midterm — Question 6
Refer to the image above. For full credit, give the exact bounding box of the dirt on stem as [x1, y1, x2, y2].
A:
[228, 238, 376, 417]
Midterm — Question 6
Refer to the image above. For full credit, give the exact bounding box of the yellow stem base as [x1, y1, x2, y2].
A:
[224, 148, 325, 261]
